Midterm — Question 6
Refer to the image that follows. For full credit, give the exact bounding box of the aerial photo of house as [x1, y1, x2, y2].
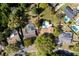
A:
[0, 3, 79, 56]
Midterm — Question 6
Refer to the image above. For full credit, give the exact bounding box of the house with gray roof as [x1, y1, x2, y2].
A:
[64, 6, 76, 19]
[57, 32, 73, 45]
[24, 23, 36, 39]
[25, 23, 36, 33]
[64, 6, 79, 19]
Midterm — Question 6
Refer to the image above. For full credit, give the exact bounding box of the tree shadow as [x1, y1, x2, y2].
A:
[43, 33, 55, 39]
[37, 8, 44, 14]
[28, 37, 36, 44]
[55, 50, 76, 56]
[38, 19, 45, 26]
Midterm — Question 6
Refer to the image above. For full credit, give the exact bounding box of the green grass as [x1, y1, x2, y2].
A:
[52, 15, 59, 26]
[69, 45, 79, 56]
[58, 3, 68, 11]
[53, 27, 61, 37]
[24, 38, 33, 47]
[39, 7, 54, 20]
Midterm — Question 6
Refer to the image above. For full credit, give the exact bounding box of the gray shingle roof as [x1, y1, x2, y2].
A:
[24, 23, 36, 39]
[58, 32, 73, 45]
[25, 23, 36, 33]
[73, 8, 79, 15]
[64, 6, 76, 19]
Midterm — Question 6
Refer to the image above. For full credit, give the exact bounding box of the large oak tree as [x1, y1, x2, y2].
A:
[35, 33, 56, 56]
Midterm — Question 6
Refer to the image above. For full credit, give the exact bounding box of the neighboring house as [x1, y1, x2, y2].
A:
[7, 30, 19, 44]
[42, 21, 52, 28]
[24, 23, 36, 39]
[25, 23, 36, 33]
[64, 6, 79, 19]
[64, 6, 79, 33]
[7, 23, 37, 44]
[64, 6, 76, 19]
[57, 32, 73, 45]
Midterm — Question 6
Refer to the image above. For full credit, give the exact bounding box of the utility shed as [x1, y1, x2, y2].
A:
[58, 32, 73, 45]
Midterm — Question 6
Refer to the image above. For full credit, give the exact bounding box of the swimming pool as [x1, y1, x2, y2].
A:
[71, 25, 79, 32]
[64, 16, 71, 23]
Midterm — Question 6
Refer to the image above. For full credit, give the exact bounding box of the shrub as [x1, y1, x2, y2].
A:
[24, 38, 33, 47]
[53, 27, 61, 37]
[4, 43, 19, 55]
[31, 7, 38, 14]
[39, 3, 49, 9]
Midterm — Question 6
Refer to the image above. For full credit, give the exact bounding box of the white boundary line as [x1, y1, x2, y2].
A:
[0, 0, 79, 3]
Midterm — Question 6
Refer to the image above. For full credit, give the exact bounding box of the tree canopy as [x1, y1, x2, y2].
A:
[4, 44, 19, 55]
[0, 32, 4, 42]
[35, 33, 56, 56]
[39, 3, 49, 9]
